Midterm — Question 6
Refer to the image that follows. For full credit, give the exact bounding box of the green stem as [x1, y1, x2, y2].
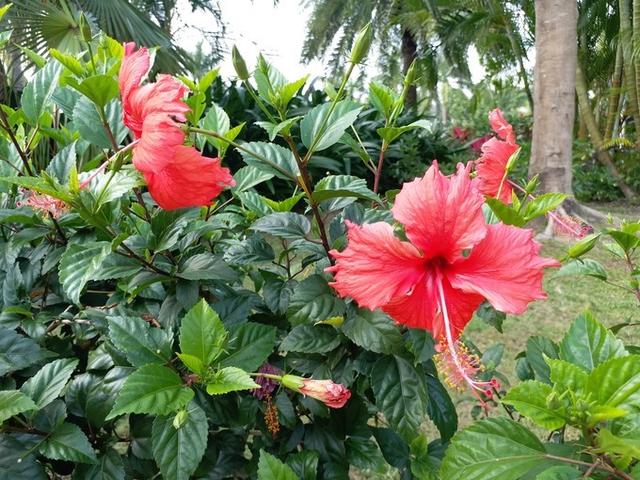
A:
[242, 80, 278, 123]
[249, 373, 283, 381]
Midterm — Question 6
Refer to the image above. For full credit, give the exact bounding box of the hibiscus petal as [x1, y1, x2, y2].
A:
[391, 161, 487, 262]
[382, 273, 483, 340]
[488, 108, 516, 144]
[118, 43, 150, 105]
[327, 221, 425, 310]
[475, 137, 517, 204]
[132, 114, 184, 173]
[143, 145, 235, 210]
[448, 223, 560, 315]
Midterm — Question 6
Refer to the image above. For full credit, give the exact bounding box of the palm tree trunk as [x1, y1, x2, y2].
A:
[576, 63, 637, 200]
[634, 0, 640, 136]
[529, 0, 577, 195]
[604, 42, 624, 140]
[401, 29, 417, 108]
[620, 0, 640, 139]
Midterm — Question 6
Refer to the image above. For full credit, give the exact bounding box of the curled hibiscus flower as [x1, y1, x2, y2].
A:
[118, 43, 235, 210]
[475, 108, 519, 203]
[327, 161, 558, 396]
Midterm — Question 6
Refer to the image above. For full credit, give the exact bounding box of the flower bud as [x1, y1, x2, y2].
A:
[232, 45, 249, 81]
[403, 59, 418, 87]
[281, 375, 351, 408]
[78, 12, 92, 43]
[172, 409, 188, 429]
[350, 23, 373, 65]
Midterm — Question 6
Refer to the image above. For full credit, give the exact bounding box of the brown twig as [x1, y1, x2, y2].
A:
[0, 106, 34, 175]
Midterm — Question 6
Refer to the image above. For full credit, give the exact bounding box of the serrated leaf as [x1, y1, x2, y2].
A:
[251, 212, 311, 240]
[238, 141, 299, 180]
[0, 328, 50, 376]
[371, 356, 428, 441]
[205, 367, 259, 395]
[46, 142, 76, 184]
[152, 403, 208, 480]
[341, 309, 402, 354]
[312, 175, 380, 204]
[0, 434, 48, 480]
[425, 374, 458, 442]
[40, 422, 98, 464]
[547, 359, 588, 393]
[22, 61, 62, 124]
[558, 312, 627, 371]
[219, 322, 277, 372]
[280, 324, 340, 353]
[59, 242, 111, 305]
[502, 381, 566, 430]
[369, 82, 396, 119]
[556, 258, 607, 280]
[231, 165, 274, 193]
[485, 197, 526, 227]
[177, 253, 237, 282]
[67, 75, 119, 109]
[258, 449, 299, 480]
[377, 120, 430, 144]
[73, 449, 125, 480]
[200, 103, 230, 152]
[72, 97, 127, 148]
[21, 358, 78, 409]
[526, 336, 559, 383]
[522, 193, 567, 222]
[256, 117, 302, 141]
[50, 48, 85, 76]
[441, 417, 548, 480]
[106, 365, 194, 419]
[301, 100, 362, 152]
[179, 299, 227, 367]
[0, 390, 37, 423]
[587, 355, 640, 411]
[107, 315, 172, 367]
[287, 275, 345, 326]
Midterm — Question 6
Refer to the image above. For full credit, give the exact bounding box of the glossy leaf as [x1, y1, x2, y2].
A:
[301, 100, 362, 152]
[59, 241, 111, 305]
[502, 381, 566, 430]
[257, 449, 299, 480]
[179, 299, 227, 367]
[238, 141, 300, 181]
[219, 322, 277, 372]
[341, 309, 402, 354]
[108, 315, 172, 367]
[40, 422, 98, 464]
[251, 212, 311, 240]
[21, 358, 78, 409]
[0, 390, 37, 423]
[22, 61, 62, 124]
[205, 367, 259, 395]
[280, 324, 341, 354]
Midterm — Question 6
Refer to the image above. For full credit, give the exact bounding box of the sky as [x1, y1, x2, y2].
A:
[174, 0, 488, 84]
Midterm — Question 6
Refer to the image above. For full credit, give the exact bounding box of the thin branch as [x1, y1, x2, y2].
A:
[0, 106, 34, 175]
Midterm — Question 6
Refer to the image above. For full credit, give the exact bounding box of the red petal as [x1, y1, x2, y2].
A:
[327, 221, 425, 310]
[391, 161, 486, 262]
[382, 272, 483, 340]
[488, 108, 516, 144]
[143, 146, 235, 210]
[118, 43, 150, 108]
[475, 137, 517, 204]
[132, 114, 185, 173]
[448, 223, 559, 315]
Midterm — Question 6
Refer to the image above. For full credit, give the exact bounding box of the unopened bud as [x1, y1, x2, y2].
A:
[404, 59, 418, 86]
[78, 13, 92, 43]
[350, 23, 373, 65]
[232, 45, 249, 81]
[173, 409, 188, 429]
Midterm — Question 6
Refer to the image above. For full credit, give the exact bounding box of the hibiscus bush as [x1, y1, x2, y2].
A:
[2, 13, 640, 480]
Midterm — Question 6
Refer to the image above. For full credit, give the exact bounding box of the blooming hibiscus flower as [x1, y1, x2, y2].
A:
[475, 108, 518, 203]
[327, 161, 558, 395]
[118, 43, 235, 210]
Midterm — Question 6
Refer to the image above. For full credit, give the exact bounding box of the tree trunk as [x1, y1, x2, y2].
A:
[529, 0, 577, 195]
[620, 0, 640, 139]
[576, 63, 637, 200]
[401, 29, 417, 108]
[604, 42, 624, 141]
[634, 0, 640, 138]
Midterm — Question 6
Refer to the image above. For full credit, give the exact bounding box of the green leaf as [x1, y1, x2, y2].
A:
[258, 449, 299, 480]
[475, 302, 506, 333]
[67, 75, 119, 109]
[256, 117, 302, 141]
[251, 212, 311, 240]
[238, 142, 299, 181]
[40, 422, 98, 464]
[262, 193, 305, 213]
[66, 373, 114, 428]
[485, 197, 526, 227]
[372, 427, 409, 469]
[312, 175, 380, 204]
[107, 315, 172, 367]
[21, 61, 62, 125]
[179, 299, 227, 367]
[0, 390, 37, 423]
[587, 355, 640, 411]
[286, 451, 318, 480]
[21, 358, 78, 409]
[596, 428, 640, 460]
[441, 417, 548, 480]
[177, 253, 237, 282]
[547, 359, 588, 393]
[72, 98, 127, 149]
[301, 100, 362, 152]
[522, 193, 567, 222]
[277, 76, 308, 110]
[73, 449, 125, 480]
[377, 120, 430, 144]
[341, 309, 402, 354]
[535, 466, 581, 480]
[558, 312, 627, 371]
[0, 328, 50, 376]
[346, 437, 386, 472]
[205, 367, 259, 395]
[219, 322, 277, 372]
[0, 434, 47, 479]
[369, 82, 396, 119]
[59, 242, 111, 305]
[425, 374, 458, 442]
[152, 403, 208, 480]
[371, 356, 428, 441]
[231, 166, 274, 193]
[280, 324, 340, 354]
[287, 275, 345, 326]
[106, 364, 194, 419]
[526, 336, 559, 383]
[556, 259, 607, 280]
[46, 142, 77, 184]
[200, 103, 230, 152]
[502, 381, 566, 430]
[50, 48, 85, 76]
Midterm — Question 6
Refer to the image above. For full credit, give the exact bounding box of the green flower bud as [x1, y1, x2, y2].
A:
[172, 409, 188, 429]
[403, 59, 418, 87]
[350, 23, 373, 65]
[78, 12, 92, 43]
[231, 45, 249, 81]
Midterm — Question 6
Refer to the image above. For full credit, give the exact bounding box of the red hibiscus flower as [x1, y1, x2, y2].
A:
[118, 43, 234, 210]
[327, 162, 558, 393]
[475, 108, 518, 204]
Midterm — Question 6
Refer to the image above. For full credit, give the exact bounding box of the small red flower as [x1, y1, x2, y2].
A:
[452, 126, 469, 140]
[118, 43, 234, 210]
[469, 134, 491, 153]
[475, 108, 518, 204]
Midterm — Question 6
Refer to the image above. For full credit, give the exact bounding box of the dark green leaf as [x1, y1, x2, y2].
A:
[179, 299, 227, 368]
[40, 422, 98, 464]
[286, 450, 318, 480]
[342, 309, 402, 354]
[22, 61, 62, 124]
[257, 449, 299, 480]
[73, 449, 125, 480]
[345, 437, 385, 472]
[0, 328, 50, 376]
[287, 275, 345, 326]
[108, 315, 172, 367]
[280, 324, 340, 354]
[526, 336, 559, 383]
[238, 142, 299, 181]
[178, 253, 237, 282]
[21, 358, 78, 409]
[231, 165, 274, 193]
[59, 241, 111, 305]
[251, 212, 311, 240]
[219, 322, 277, 372]
[0, 390, 37, 423]
[300, 100, 362, 152]
[312, 175, 380, 204]
[425, 374, 457, 442]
